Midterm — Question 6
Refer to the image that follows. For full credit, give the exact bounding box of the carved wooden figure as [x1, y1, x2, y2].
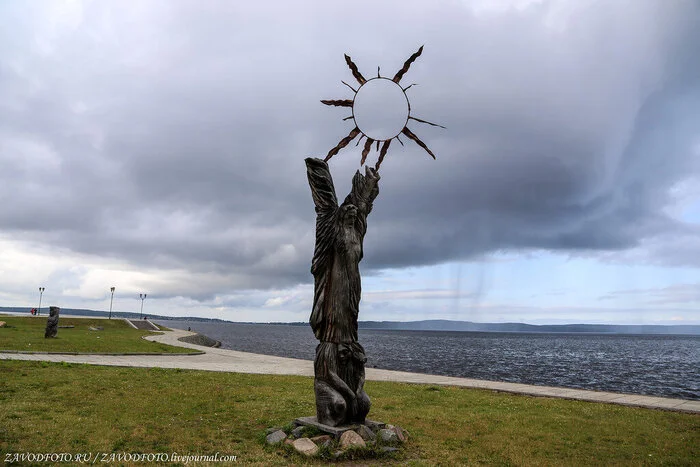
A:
[44, 306, 60, 338]
[306, 158, 379, 426]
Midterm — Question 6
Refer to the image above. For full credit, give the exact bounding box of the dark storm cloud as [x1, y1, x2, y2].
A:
[1, 0, 699, 299]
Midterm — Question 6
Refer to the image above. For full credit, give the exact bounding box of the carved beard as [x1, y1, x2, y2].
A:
[339, 343, 366, 392]
[338, 223, 358, 250]
[339, 355, 359, 391]
[315, 342, 339, 379]
[337, 207, 361, 259]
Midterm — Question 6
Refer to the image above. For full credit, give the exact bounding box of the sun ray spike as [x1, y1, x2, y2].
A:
[396, 135, 405, 146]
[376, 140, 380, 151]
[355, 134, 366, 146]
[321, 99, 353, 107]
[402, 127, 436, 160]
[403, 83, 418, 91]
[409, 116, 446, 129]
[361, 138, 374, 165]
[324, 127, 361, 162]
[378, 66, 381, 78]
[343, 115, 354, 121]
[344, 54, 366, 85]
[393, 45, 424, 83]
[375, 140, 392, 170]
[341, 80, 357, 93]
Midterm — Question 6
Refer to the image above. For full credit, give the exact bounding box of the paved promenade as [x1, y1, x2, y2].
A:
[1, 327, 698, 414]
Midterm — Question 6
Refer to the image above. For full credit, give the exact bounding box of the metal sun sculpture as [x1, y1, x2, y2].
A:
[322, 46, 445, 170]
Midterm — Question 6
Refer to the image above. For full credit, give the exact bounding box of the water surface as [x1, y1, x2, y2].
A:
[159, 320, 699, 400]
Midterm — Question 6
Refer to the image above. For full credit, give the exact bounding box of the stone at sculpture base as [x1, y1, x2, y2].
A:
[339, 430, 366, 449]
[292, 438, 319, 456]
[44, 306, 60, 338]
[265, 430, 286, 445]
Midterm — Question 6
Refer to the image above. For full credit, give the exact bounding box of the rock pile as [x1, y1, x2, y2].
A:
[265, 420, 409, 460]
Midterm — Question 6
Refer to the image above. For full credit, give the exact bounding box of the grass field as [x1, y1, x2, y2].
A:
[0, 315, 194, 354]
[1, 360, 697, 465]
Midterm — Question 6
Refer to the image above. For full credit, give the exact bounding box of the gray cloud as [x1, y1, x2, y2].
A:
[1, 0, 699, 300]
[598, 282, 700, 306]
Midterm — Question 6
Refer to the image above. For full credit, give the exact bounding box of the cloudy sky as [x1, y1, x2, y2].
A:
[1, 0, 699, 324]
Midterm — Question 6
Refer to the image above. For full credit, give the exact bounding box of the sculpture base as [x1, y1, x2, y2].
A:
[294, 416, 385, 438]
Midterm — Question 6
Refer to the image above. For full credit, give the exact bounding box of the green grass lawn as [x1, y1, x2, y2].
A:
[0, 315, 195, 354]
[1, 360, 697, 465]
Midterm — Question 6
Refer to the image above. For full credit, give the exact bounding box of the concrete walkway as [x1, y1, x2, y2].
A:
[1, 328, 698, 414]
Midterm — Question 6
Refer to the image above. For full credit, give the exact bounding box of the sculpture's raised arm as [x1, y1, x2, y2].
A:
[306, 157, 339, 276]
[344, 166, 380, 218]
[305, 158, 338, 216]
[306, 158, 340, 338]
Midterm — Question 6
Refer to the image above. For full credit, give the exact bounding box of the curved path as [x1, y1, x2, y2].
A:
[1, 328, 698, 414]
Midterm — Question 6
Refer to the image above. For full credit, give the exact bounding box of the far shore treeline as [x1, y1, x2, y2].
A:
[3, 306, 698, 335]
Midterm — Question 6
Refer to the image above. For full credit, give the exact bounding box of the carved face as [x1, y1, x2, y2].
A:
[338, 343, 351, 364]
[314, 342, 367, 382]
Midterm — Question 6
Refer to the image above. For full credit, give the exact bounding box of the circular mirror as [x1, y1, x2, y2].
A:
[353, 78, 409, 141]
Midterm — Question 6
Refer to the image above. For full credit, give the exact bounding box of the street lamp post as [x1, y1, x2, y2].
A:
[109, 287, 115, 319]
[139, 293, 147, 319]
[37, 287, 45, 317]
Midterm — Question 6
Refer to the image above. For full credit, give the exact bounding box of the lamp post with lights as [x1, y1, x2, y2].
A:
[109, 287, 115, 319]
[37, 287, 45, 316]
[139, 293, 147, 319]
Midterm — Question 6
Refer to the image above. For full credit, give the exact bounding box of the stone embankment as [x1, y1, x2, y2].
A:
[178, 333, 221, 348]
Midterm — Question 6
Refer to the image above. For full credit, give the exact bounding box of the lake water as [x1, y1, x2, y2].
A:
[159, 320, 700, 400]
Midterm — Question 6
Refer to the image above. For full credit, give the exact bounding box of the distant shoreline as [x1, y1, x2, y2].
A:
[2, 308, 698, 335]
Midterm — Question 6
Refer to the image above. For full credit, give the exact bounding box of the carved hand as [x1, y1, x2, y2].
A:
[329, 370, 357, 401]
[361, 166, 380, 204]
[364, 165, 380, 184]
[356, 375, 365, 394]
